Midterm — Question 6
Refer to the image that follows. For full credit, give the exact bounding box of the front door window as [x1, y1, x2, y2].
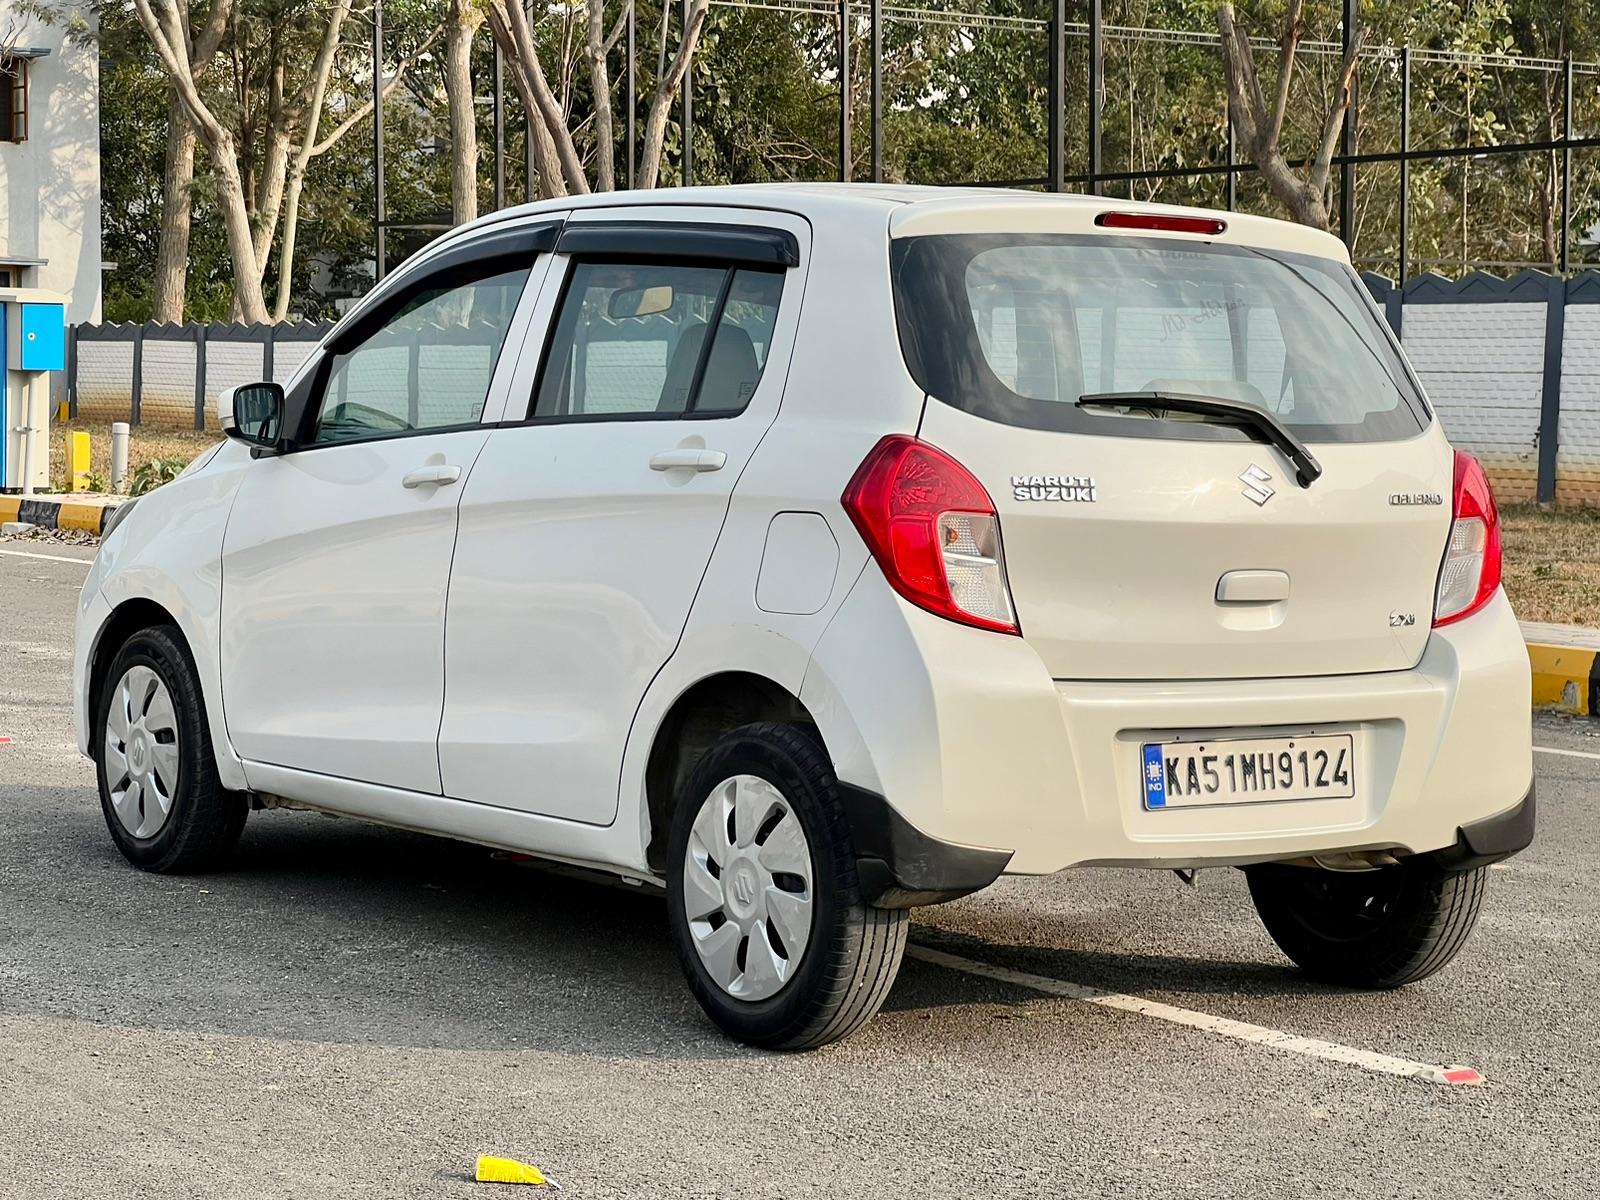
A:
[314, 265, 531, 445]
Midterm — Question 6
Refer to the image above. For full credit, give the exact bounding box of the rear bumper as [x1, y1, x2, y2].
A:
[1427, 782, 1536, 871]
[802, 576, 1533, 876]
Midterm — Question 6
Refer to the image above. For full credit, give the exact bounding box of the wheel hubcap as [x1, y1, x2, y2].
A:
[103, 665, 181, 840]
[682, 774, 814, 1002]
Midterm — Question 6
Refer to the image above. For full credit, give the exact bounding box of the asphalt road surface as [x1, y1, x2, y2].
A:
[2, 539, 1596, 1199]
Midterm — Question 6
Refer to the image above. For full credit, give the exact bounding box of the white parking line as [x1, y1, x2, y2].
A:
[1534, 745, 1600, 762]
[907, 943, 1482, 1087]
[0, 549, 94, 566]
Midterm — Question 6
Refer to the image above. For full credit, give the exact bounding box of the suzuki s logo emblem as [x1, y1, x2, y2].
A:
[731, 873, 754, 906]
[1239, 464, 1276, 506]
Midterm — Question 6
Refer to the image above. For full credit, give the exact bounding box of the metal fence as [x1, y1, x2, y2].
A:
[1363, 269, 1600, 506]
[68, 320, 334, 431]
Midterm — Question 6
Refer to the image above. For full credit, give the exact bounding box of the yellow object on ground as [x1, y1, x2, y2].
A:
[1521, 621, 1600, 716]
[69, 432, 92, 492]
[1527, 642, 1599, 715]
[475, 1155, 549, 1186]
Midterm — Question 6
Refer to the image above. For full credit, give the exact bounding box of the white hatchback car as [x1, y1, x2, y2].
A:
[75, 185, 1534, 1049]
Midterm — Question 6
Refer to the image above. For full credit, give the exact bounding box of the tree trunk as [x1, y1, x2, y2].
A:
[485, 0, 585, 195]
[1542, 150, 1559, 269]
[151, 86, 195, 323]
[134, 0, 268, 322]
[274, 165, 307, 322]
[587, 0, 615, 191]
[637, 0, 709, 189]
[1217, 1, 1356, 235]
[446, 0, 482, 224]
[213, 132, 271, 323]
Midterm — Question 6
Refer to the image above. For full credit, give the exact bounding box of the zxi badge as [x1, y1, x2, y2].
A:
[1239, 464, 1276, 506]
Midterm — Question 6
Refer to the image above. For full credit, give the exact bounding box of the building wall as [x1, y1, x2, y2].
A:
[0, 10, 103, 325]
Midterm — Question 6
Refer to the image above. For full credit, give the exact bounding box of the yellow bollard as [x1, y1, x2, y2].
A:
[70, 431, 92, 492]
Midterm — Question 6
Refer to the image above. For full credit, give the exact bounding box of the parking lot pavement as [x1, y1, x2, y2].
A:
[2, 543, 1597, 1200]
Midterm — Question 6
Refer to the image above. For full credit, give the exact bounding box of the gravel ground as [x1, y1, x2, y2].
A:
[1, 543, 1596, 1199]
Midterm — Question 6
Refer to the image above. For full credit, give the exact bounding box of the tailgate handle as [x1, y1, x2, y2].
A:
[1216, 570, 1290, 604]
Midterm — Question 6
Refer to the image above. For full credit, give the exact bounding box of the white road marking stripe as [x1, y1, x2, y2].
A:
[1533, 744, 1600, 761]
[907, 943, 1482, 1086]
[0, 549, 94, 566]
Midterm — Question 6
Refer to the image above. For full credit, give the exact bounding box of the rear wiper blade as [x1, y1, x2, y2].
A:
[1077, 390, 1323, 488]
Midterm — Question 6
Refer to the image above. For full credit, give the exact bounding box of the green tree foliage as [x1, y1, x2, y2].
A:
[94, 0, 1599, 324]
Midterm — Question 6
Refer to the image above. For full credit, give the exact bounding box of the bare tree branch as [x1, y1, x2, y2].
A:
[1265, 0, 1302, 150]
[485, 0, 571, 197]
[486, 0, 590, 194]
[638, 0, 708, 189]
[1308, 26, 1364, 195]
[1216, 1, 1360, 232]
[310, 22, 442, 156]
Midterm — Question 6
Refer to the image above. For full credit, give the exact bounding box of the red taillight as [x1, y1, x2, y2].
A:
[841, 435, 1019, 635]
[1433, 450, 1503, 627]
[1094, 211, 1227, 236]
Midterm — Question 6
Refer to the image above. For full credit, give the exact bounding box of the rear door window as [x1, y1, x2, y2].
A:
[893, 234, 1428, 444]
[532, 262, 785, 420]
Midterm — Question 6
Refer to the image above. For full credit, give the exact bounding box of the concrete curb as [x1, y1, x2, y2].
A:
[0, 494, 124, 535]
[1522, 622, 1600, 716]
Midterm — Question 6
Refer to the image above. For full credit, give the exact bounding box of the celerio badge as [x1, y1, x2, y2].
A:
[1012, 475, 1096, 502]
[1239, 464, 1275, 506]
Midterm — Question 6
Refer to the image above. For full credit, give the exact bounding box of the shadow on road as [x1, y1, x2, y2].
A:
[3, 782, 1334, 1059]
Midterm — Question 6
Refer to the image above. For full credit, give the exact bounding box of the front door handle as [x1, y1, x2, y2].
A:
[402, 464, 463, 489]
[649, 448, 727, 473]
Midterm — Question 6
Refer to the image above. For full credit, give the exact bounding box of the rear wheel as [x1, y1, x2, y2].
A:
[96, 626, 247, 873]
[666, 722, 907, 1049]
[1246, 859, 1487, 988]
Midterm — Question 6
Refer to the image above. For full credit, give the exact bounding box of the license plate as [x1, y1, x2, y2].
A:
[1141, 733, 1354, 810]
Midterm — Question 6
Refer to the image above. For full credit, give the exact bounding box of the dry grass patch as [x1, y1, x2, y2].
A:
[1501, 504, 1600, 627]
[46, 421, 222, 493]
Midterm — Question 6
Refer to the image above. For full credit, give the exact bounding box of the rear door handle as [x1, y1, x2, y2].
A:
[649, 449, 727, 473]
[401, 464, 463, 489]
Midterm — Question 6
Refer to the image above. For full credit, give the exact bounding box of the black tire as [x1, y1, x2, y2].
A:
[95, 625, 247, 873]
[666, 721, 908, 1050]
[1245, 858, 1487, 989]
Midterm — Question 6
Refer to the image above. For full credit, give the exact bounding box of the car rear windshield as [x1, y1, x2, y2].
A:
[891, 233, 1429, 444]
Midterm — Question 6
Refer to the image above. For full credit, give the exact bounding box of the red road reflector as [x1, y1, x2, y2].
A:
[1442, 1067, 1484, 1086]
[0, 736, 12, 745]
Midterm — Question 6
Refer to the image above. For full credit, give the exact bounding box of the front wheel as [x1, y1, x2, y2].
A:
[666, 722, 907, 1050]
[1246, 858, 1487, 989]
[96, 625, 247, 873]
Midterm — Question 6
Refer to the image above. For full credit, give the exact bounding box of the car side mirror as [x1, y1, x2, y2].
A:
[219, 381, 285, 450]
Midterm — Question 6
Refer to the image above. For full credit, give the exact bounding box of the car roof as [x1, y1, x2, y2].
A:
[476, 183, 1342, 255]
[413, 183, 1350, 293]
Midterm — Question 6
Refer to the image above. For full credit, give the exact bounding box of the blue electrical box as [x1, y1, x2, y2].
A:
[18, 303, 65, 372]
[2, 288, 69, 491]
